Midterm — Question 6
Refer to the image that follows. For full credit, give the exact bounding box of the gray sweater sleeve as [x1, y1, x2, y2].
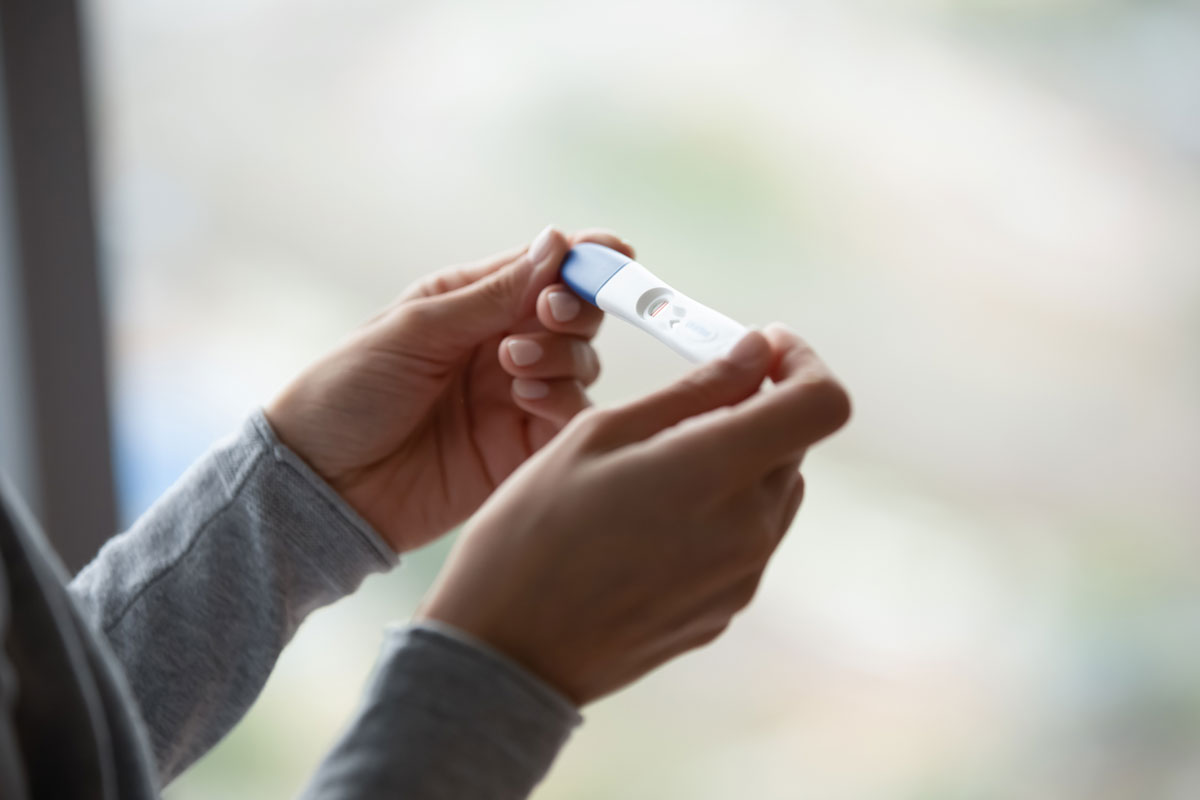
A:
[68, 411, 581, 795]
[300, 624, 581, 800]
[69, 411, 399, 781]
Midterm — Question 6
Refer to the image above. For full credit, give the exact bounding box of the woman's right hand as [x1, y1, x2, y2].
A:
[417, 324, 850, 705]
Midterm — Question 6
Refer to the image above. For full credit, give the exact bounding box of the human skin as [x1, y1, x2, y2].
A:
[418, 324, 850, 704]
[267, 225, 627, 554]
[267, 227, 850, 702]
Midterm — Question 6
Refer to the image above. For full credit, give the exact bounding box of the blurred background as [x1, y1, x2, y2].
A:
[5, 0, 1200, 796]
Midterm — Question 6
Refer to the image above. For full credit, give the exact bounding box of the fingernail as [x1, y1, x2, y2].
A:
[547, 291, 581, 322]
[506, 338, 543, 366]
[528, 224, 556, 265]
[725, 331, 766, 366]
[512, 378, 550, 399]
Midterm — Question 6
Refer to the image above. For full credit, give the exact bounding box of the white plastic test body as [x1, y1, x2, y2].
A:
[559, 243, 748, 363]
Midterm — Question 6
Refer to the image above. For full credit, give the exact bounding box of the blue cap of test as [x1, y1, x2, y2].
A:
[560, 243, 633, 305]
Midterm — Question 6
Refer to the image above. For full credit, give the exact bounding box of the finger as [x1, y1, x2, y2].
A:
[400, 242, 529, 302]
[510, 378, 591, 428]
[673, 323, 850, 478]
[378, 226, 628, 320]
[570, 229, 636, 259]
[396, 226, 573, 355]
[536, 283, 604, 338]
[591, 330, 772, 449]
[499, 334, 601, 386]
[718, 571, 765, 616]
[409, 226, 632, 302]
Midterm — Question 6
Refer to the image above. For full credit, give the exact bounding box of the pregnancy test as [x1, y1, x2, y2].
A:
[560, 243, 748, 364]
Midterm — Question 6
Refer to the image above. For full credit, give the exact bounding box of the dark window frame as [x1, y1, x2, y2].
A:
[0, 0, 117, 572]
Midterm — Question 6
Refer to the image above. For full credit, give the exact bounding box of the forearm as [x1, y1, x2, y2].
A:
[300, 624, 580, 800]
[69, 411, 397, 783]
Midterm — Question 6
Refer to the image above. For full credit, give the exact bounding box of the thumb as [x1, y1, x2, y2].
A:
[411, 226, 569, 349]
[597, 331, 773, 447]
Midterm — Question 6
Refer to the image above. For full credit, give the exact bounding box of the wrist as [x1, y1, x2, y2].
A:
[262, 393, 408, 555]
[414, 598, 589, 706]
[247, 409, 399, 570]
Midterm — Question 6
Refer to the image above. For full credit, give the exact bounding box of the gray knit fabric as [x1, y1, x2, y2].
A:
[0, 410, 579, 798]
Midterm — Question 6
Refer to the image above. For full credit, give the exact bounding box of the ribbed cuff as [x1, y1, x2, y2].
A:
[301, 624, 580, 799]
[248, 409, 398, 583]
[409, 621, 581, 724]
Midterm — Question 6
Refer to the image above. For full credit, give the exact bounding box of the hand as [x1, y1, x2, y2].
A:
[416, 325, 851, 705]
[265, 226, 634, 554]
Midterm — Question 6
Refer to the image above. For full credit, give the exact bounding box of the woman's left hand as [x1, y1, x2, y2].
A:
[265, 226, 632, 554]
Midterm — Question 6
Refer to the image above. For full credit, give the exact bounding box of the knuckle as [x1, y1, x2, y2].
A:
[677, 363, 733, 407]
[427, 271, 460, 296]
[737, 587, 759, 612]
[395, 298, 438, 329]
[667, 371, 720, 417]
[675, 372, 711, 400]
[707, 357, 745, 385]
[724, 582, 753, 614]
[731, 578, 761, 612]
[566, 406, 610, 444]
[476, 272, 516, 311]
[792, 338, 819, 363]
[804, 375, 852, 435]
[695, 620, 731, 648]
